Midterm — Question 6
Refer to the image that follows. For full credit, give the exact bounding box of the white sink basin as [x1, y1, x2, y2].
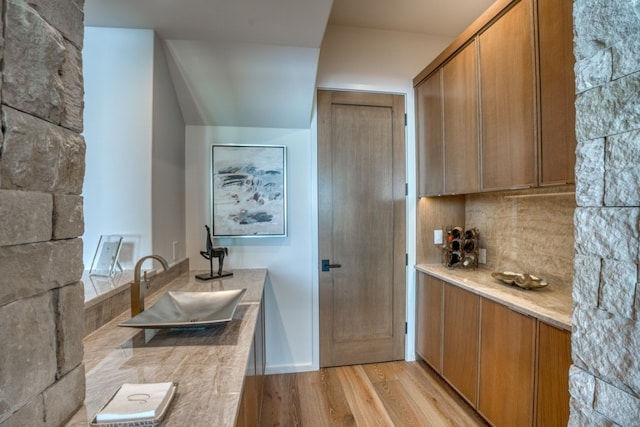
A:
[119, 289, 246, 329]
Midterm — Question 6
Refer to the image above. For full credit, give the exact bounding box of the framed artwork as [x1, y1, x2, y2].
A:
[211, 144, 287, 237]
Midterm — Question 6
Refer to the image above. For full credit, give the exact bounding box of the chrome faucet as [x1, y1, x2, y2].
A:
[131, 254, 170, 316]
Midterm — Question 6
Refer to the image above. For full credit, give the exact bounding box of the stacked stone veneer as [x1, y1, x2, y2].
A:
[571, 0, 640, 425]
[0, 0, 86, 425]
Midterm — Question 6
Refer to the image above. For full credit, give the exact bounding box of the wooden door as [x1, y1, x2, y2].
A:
[479, 0, 537, 191]
[443, 40, 479, 194]
[317, 90, 406, 367]
[442, 283, 479, 406]
[416, 273, 442, 371]
[479, 298, 535, 426]
[416, 70, 444, 196]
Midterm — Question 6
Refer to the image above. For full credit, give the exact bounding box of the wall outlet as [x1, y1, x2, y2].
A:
[478, 248, 487, 264]
[172, 241, 179, 261]
[434, 229, 443, 245]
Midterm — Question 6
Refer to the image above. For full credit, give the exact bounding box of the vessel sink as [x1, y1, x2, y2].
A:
[119, 289, 247, 329]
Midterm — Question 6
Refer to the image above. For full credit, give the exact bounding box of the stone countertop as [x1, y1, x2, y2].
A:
[66, 269, 267, 427]
[416, 264, 572, 331]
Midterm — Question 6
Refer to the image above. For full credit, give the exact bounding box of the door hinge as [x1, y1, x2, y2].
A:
[405, 321, 408, 334]
[404, 113, 407, 126]
[405, 253, 408, 266]
[405, 183, 408, 196]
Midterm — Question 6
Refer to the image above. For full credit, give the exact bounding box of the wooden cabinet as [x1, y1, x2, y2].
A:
[415, 272, 442, 370]
[479, 0, 537, 191]
[236, 298, 266, 427]
[415, 272, 570, 426]
[536, 322, 571, 427]
[414, 0, 576, 194]
[415, 276, 480, 405]
[442, 40, 480, 194]
[478, 298, 536, 427]
[537, 0, 576, 185]
[416, 71, 444, 196]
[442, 282, 479, 405]
[416, 40, 479, 196]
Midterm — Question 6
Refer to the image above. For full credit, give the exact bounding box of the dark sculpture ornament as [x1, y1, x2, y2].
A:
[196, 225, 233, 280]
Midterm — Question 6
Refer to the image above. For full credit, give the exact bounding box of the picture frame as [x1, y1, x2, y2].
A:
[89, 235, 124, 277]
[211, 144, 287, 237]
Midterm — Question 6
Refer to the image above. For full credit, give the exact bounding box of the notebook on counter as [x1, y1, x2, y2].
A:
[91, 382, 178, 426]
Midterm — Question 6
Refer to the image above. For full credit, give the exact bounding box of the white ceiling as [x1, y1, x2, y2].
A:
[84, 0, 495, 128]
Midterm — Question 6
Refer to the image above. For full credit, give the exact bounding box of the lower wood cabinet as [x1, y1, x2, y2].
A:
[236, 297, 266, 427]
[443, 283, 479, 405]
[416, 273, 442, 371]
[478, 298, 536, 426]
[415, 272, 571, 427]
[536, 322, 571, 426]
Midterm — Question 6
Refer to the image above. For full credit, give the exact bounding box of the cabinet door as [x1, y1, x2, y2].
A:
[416, 71, 444, 196]
[479, 298, 535, 426]
[443, 40, 479, 195]
[536, 323, 571, 427]
[538, 0, 576, 185]
[415, 273, 442, 371]
[479, 0, 537, 191]
[442, 283, 479, 405]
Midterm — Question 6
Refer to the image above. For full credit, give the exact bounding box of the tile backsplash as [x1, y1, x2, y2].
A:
[465, 187, 576, 290]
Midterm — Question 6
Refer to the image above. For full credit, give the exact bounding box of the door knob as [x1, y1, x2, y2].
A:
[321, 259, 342, 272]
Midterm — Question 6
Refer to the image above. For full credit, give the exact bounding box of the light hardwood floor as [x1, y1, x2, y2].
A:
[260, 360, 488, 426]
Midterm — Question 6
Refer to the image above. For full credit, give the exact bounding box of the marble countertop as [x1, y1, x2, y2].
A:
[416, 264, 572, 331]
[67, 269, 267, 426]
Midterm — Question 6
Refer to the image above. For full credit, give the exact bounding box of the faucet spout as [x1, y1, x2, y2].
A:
[131, 254, 170, 317]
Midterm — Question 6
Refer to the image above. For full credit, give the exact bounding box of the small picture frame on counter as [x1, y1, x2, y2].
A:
[89, 235, 124, 277]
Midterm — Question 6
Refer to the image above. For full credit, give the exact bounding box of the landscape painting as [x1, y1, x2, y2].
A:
[211, 144, 287, 237]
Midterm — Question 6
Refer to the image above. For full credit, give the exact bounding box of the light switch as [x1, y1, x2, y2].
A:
[434, 229, 443, 245]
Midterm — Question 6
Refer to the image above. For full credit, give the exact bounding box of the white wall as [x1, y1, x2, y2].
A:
[83, 28, 186, 270]
[316, 25, 453, 362]
[185, 126, 315, 373]
[83, 28, 155, 269]
[152, 35, 187, 263]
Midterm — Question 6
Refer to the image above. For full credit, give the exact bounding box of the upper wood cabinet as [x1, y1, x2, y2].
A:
[414, 0, 576, 195]
[416, 71, 444, 196]
[538, 0, 576, 185]
[479, 0, 537, 191]
[443, 41, 480, 194]
[416, 41, 480, 196]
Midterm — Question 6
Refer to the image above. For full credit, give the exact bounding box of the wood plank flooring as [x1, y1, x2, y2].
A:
[260, 360, 488, 427]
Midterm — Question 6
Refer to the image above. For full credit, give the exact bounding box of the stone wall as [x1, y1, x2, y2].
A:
[571, 0, 640, 425]
[0, 0, 86, 425]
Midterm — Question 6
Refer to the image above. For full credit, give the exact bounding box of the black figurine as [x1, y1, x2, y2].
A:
[195, 225, 233, 280]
